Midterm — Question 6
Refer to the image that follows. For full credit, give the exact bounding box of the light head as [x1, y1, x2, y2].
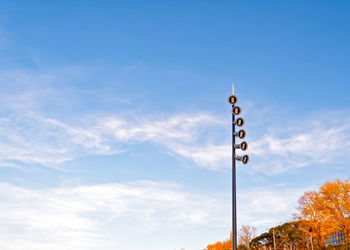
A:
[232, 106, 241, 115]
[234, 117, 244, 127]
[234, 129, 246, 139]
[235, 155, 249, 164]
[228, 95, 237, 105]
[235, 141, 248, 151]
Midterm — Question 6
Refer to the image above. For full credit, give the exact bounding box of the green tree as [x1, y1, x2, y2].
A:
[271, 222, 308, 249]
[238, 244, 249, 250]
[250, 232, 273, 250]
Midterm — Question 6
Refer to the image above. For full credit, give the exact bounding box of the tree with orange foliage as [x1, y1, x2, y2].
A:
[205, 232, 232, 250]
[298, 178, 350, 248]
[205, 225, 256, 250]
[206, 240, 232, 250]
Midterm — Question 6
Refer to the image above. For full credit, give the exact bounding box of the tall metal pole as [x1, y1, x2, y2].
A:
[229, 84, 249, 250]
[232, 85, 237, 250]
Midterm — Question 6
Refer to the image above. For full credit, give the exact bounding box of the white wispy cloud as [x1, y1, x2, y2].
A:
[0, 69, 57, 111]
[1, 68, 350, 174]
[0, 181, 306, 249]
[0, 181, 227, 250]
[100, 113, 222, 143]
[0, 113, 114, 168]
[169, 143, 230, 170]
[0, 68, 226, 168]
[1, 106, 349, 174]
[248, 112, 350, 174]
[164, 111, 350, 174]
[238, 187, 304, 232]
[0, 111, 223, 168]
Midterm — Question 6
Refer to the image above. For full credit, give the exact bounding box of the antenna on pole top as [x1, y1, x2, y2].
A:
[232, 83, 235, 95]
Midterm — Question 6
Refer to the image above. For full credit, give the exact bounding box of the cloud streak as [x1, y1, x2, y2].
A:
[238, 187, 304, 232]
[0, 107, 349, 174]
[0, 181, 227, 250]
[164, 111, 350, 174]
[1, 68, 350, 175]
[0, 111, 223, 169]
[0, 181, 306, 249]
[248, 112, 350, 174]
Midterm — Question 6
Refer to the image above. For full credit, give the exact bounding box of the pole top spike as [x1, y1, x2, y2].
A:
[232, 83, 235, 95]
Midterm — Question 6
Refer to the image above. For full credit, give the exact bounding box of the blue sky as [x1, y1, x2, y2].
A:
[0, 1, 349, 249]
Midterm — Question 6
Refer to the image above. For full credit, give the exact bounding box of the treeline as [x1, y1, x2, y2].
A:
[205, 178, 350, 250]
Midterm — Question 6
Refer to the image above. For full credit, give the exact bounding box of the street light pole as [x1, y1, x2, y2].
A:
[232, 86, 237, 250]
[228, 84, 249, 250]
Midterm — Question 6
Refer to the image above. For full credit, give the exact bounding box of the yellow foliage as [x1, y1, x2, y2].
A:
[206, 239, 231, 250]
[206, 179, 349, 250]
[205, 233, 232, 250]
[298, 178, 350, 247]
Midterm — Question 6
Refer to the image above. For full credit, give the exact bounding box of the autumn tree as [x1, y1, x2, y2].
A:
[205, 233, 232, 250]
[298, 178, 350, 248]
[204, 178, 349, 250]
[206, 240, 231, 250]
[238, 225, 256, 249]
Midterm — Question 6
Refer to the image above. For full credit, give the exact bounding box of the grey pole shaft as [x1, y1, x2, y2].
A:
[232, 105, 237, 250]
